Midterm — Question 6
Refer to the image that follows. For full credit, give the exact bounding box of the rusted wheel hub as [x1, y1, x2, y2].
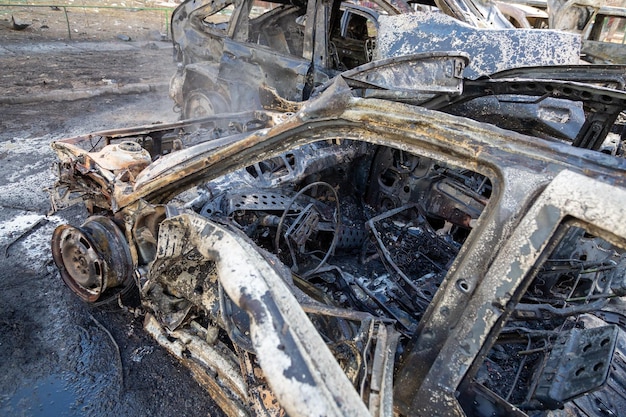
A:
[51, 216, 133, 302]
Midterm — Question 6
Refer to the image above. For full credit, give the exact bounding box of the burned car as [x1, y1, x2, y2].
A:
[168, 0, 581, 118]
[50, 62, 626, 416]
[168, 0, 598, 153]
[168, 0, 409, 118]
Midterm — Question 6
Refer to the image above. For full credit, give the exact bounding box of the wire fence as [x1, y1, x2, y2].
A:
[0, 1, 177, 40]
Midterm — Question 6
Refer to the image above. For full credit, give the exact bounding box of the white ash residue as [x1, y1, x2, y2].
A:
[0, 213, 45, 243]
[376, 12, 581, 79]
[0, 212, 64, 260]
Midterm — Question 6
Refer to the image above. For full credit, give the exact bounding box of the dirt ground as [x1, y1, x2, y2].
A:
[0, 2, 225, 416]
[0, 0, 176, 42]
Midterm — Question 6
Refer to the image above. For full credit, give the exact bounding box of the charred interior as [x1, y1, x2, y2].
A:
[461, 222, 626, 416]
[129, 137, 494, 415]
[176, 140, 489, 334]
[456, 220, 626, 416]
[48, 104, 626, 416]
[159, 138, 625, 415]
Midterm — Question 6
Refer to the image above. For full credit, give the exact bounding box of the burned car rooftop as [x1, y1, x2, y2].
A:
[49, 72, 626, 416]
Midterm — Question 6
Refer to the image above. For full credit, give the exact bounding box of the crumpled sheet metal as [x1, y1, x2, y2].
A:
[144, 314, 250, 417]
[375, 12, 581, 79]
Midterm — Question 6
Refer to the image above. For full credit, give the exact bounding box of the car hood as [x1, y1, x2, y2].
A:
[375, 12, 582, 79]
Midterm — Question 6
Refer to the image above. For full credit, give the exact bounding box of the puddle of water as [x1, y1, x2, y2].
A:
[2, 374, 80, 417]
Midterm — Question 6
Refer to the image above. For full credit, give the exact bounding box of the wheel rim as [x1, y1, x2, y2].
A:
[51, 216, 133, 303]
[184, 91, 215, 119]
[52, 225, 105, 302]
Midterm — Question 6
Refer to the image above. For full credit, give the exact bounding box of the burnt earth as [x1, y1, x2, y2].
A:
[0, 3, 225, 416]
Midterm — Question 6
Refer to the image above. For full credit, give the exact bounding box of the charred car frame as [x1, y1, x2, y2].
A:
[168, 0, 581, 119]
[50, 61, 626, 416]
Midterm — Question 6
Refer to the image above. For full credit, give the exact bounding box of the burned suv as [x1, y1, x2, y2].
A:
[168, 0, 409, 118]
[50, 59, 626, 417]
[168, 0, 582, 119]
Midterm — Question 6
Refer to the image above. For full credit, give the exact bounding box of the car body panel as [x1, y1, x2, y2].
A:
[375, 12, 581, 79]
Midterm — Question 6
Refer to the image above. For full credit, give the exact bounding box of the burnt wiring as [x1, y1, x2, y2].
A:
[274, 181, 341, 276]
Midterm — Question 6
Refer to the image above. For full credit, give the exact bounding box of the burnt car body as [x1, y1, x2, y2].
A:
[50, 63, 626, 416]
[168, 0, 407, 118]
[548, 0, 626, 64]
[495, 1, 549, 28]
[579, 5, 626, 64]
[168, 0, 582, 118]
[167, 0, 600, 155]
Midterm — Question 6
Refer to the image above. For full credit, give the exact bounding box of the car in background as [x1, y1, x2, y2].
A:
[169, 0, 409, 118]
[579, 5, 626, 64]
[168, 0, 626, 156]
[168, 0, 530, 119]
[496, 1, 549, 28]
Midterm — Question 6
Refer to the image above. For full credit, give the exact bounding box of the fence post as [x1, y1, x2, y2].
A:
[62, 6, 71, 39]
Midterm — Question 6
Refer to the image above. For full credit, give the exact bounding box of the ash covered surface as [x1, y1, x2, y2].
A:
[0, 7, 225, 416]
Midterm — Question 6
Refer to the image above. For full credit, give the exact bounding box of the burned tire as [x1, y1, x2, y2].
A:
[51, 216, 134, 304]
[182, 90, 229, 120]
